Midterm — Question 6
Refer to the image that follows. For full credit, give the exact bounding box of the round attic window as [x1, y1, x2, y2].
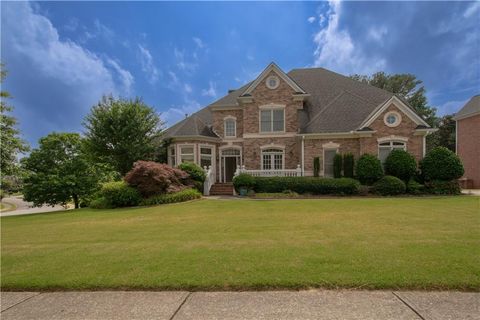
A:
[384, 111, 402, 127]
[266, 76, 280, 89]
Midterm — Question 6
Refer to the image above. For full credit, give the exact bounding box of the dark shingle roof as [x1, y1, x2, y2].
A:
[454, 95, 480, 120]
[164, 67, 423, 137]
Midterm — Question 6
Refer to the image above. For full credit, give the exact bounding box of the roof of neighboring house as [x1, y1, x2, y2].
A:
[454, 95, 480, 120]
[163, 66, 428, 138]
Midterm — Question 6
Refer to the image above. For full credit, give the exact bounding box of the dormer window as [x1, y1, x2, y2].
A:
[224, 116, 236, 138]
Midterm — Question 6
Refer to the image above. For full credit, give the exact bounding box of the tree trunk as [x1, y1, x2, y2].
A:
[73, 194, 79, 209]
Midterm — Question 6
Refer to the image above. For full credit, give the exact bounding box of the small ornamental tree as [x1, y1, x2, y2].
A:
[124, 161, 190, 197]
[355, 154, 384, 185]
[343, 153, 354, 178]
[373, 176, 406, 196]
[333, 154, 343, 178]
[384, 149, 417, 182]
[313, 157, 320, 177]
[420, 147, 464, 181]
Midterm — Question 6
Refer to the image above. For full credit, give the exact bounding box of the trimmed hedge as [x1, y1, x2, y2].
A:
[98, 181, 142, 208]
[178, 162, 206, 183]
[420, 147, 464, 181]
[425, 180, 461, 195]
[252, 176, 360, 195]
[333, 154, 343, 178]
[385, 149, 417, 182]
[356, 154, 384, 185]
[232, 173, 255, 192]
[406, 179, 425, 195]
[373, 176, 406, 196]
[343, 153, 354, 178]
[141, 188, 201, 206]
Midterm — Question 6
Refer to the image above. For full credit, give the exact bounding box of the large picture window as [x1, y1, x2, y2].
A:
[260, 108, 284, 133]
[180, 145, 194, 163]
[378, 141, 406, 164]
[261, 148, 284, 170]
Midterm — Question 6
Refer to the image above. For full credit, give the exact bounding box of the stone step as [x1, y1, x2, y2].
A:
[209, 183, 234, 196]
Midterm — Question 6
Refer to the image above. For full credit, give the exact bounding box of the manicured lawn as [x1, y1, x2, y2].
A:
[1, 197, 479, 291]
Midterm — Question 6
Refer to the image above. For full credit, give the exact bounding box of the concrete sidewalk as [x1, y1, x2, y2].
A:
[1, 291, 478, 320]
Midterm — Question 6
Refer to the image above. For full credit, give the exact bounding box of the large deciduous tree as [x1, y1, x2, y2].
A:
[427, 114, 456, 152]
[83, 96, 163, 175]
[350, 72, 437, 126]
[23, 133, 99, 209]
[0, 63, 29, 176]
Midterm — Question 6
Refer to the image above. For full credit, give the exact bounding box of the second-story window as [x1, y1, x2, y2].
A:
[224, 118, 236, 137]
[260, 108, 284, 133]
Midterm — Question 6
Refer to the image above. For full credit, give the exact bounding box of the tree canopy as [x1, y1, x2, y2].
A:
[1, 63, 29, 176]
[350, 72, 437, 126]
[83, 96, 164, 175]
[22, 133, 100, 208]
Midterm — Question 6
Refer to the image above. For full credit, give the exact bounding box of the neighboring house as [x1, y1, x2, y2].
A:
[454, 95, 480, 189]
[163, 63, 435, 194]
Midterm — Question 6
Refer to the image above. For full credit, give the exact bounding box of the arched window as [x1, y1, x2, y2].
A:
[378, 141, 406, 164]
[261, 148, 284, 170]
[224, 118, 236, 138]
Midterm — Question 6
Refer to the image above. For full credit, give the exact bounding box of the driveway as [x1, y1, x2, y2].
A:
[1, 290, 478, 320]
[0, 196, 69, 217]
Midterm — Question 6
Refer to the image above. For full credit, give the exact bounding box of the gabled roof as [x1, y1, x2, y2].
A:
[164, 64, 432, 138]
[454, 95, 480, 120]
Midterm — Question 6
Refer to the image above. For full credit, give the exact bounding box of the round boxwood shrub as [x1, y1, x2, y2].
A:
[373, 175, 406, 196]
[420, 147, 464, 181]
[177, 162, 206, 183]
[425, 180, 461, 195]
[406, 179, 425, 195]
[355, 154, 383, 185]
[99, 181, 141, 208]
[384, 149, 417, 182]
[233, 173, 255, 192]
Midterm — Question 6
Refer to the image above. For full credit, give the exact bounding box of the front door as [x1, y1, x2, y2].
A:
[324, 149, 337, 177]
[224, 157, 237, 182]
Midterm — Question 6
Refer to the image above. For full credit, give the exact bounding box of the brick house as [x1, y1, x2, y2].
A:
[454, 95, 480, 188]
[163, 63, 435, 194]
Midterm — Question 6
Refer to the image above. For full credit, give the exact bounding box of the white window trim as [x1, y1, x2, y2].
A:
[199, 144, 215, 170]
[383, 111, 402, 127]
[223, 116, 237, 138]
[219, 145, 242, 183]
[266, 75, 280, 89]
[258, 105, 286, 134]
[378, 140, 407, 164]
[168, 146, 176, 167]
[179, 144, 196, 164]
[261, 147, 285, 170]
[322, 146, 339, 177]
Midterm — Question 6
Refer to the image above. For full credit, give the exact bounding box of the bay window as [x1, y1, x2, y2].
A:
[180, 145, 194, 163]
[168, 146, 176, 166]
[200, 147, 213, 168]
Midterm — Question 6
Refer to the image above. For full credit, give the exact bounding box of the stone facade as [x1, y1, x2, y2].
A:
[456, 114, 480, 188]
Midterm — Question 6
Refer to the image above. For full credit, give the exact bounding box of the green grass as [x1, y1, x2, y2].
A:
[1, 197, 479, 291]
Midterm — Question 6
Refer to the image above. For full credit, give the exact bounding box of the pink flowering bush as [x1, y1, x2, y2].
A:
[125, 161, 192, 197]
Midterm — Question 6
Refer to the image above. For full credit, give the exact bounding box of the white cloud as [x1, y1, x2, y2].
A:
[64, 17, 79, 32]
[184, 83, 192, 93]
[162, 98, 202, 126]
[193, 37, 205, 49]
[106, 59, 134, 95]
[464, 2, 480, 18]
[174, 47, 198, 72]
[367, 26, 388, 42]
[307, 16, 316, 23]
[201, 81, 217, 98]
[3, 2, 131, 96]
[138, 44, 160, 84]
[438, 99, 468, 115]
[312, 0, 386, 75]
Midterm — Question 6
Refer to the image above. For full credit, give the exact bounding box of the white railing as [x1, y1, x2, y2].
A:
[203, 165, 215, 196]
[234, 164, 302, 178]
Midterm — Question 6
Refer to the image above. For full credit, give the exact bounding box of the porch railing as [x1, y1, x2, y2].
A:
[203, 165, 215, 196]
[234, 164, 302, 178]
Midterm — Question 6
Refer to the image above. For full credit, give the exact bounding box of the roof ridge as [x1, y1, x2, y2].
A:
[303, 90, 347, 129]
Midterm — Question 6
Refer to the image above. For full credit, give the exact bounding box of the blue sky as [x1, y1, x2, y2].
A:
[1, 1, 479, 147]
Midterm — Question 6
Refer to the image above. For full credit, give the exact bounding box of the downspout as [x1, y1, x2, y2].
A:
[301, 135, 305, 176]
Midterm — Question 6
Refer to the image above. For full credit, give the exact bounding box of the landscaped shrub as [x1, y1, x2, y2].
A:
[99, 181, 141, 208]
[373, 176, 406, 196]
[177, 162, 206, 183]
[141, 188, 201, 206]
[89, 197, 110, 209]
[384, 149, 417, 182]
[313, 157, 320, 177]
[358, 185, 371, 196]
[125, 161, 190, 198]
[406, 179, 425, 195]
[420, 147, 464, 181]
[252, 177, 360, 195]
[425, 180, 461, 195]
[343, 153, 354, 178]
[355, 154, 383, 185]
[232, 173, 256, 192]
[333, 154, 343, 178]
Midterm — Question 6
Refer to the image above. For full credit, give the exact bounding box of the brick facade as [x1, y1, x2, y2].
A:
[456, 114, 480, 188]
